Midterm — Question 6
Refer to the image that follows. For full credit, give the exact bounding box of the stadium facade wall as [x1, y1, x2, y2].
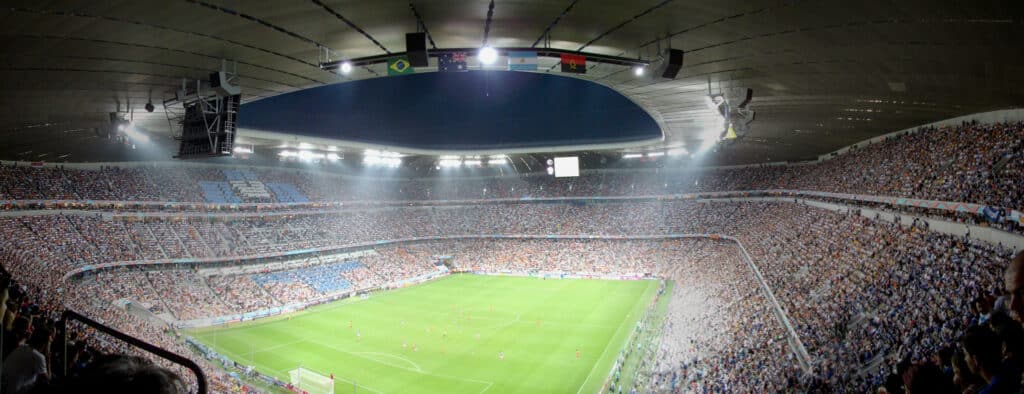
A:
[802, 199, 1024, 252]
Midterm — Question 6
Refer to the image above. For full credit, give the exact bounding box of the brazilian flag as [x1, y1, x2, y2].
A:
[387, 56, 414, 76]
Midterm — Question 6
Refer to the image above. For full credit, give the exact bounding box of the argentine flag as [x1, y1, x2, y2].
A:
[508, 51, 537, 71]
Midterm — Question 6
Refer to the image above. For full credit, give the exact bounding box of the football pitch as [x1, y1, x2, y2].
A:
[190, 274, 660, 394]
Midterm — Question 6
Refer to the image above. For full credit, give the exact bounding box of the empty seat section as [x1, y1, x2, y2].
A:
[265, 182, 309, 203]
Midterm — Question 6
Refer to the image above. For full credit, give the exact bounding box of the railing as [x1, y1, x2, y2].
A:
[59, 309, 207, 394]
[729, 237, 814, 373]
[2, 189, 1020, 221]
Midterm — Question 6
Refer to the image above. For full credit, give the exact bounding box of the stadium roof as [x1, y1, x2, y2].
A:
[239, 71, 663, 153]
[0, 1, 1022, 164]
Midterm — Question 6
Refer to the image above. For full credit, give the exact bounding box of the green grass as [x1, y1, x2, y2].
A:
[614, 280, 674, 392]
[189, 274, 659, 394]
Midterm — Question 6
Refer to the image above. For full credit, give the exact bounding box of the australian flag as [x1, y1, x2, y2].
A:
[438, 52, 468, 72]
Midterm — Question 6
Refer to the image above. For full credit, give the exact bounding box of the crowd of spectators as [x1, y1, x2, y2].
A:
[0, 267, 250, 394]
[646, 240, 800, 392]
[3, 199, 1018, 391]
[0, 119, 1022, 392]
[429, 239, 659, 275]
[2, 122, 1021, 213]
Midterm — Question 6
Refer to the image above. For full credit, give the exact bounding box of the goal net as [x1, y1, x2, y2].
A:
[289, 367, 334, 394]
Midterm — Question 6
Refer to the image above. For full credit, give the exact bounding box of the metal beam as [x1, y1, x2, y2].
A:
[408, 2, 438, 49]
[531, 0, 584, 48]
[482, 0, 496, 46]
[310, 0, 391, 54]
[319, 47, 650, 71]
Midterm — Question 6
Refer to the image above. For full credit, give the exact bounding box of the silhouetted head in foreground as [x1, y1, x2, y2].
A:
[1005, 251, 1024, 323]
[61, 355, 187, 394]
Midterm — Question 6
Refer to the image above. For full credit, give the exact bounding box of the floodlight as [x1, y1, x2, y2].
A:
[478, 46, 498, 65]
[340, 62, 353, 74]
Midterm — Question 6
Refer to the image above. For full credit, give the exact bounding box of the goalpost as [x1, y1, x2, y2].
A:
[289, 367, 335, 394]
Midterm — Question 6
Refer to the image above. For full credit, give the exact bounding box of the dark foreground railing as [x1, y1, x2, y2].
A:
[59, 309, 207, 394]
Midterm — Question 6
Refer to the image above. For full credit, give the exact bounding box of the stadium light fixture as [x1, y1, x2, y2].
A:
[438, 159, 461, 168]
[363, 149, 402, 167]
[463, 159, 482, 166]
[667, 148, 689, 156]
[326, 153, 341, 162]
[478, 46, 498, 65]
[622, 153, 643, 159]
[298, 151, 325, 161]
[486, 154, 509, 166]
[339, 61, 353, 74]
[634, 66, 645, 77]
[232, 146, 253, 154]
[646, 151, 665, 157]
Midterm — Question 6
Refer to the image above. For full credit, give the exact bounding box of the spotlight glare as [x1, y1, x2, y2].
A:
[438, 159, 461, 168]
[667, 148, 689, 157]
[634, 66, 644, 76]
[340, 61, 353, 74]
[478, 46, 498, 65]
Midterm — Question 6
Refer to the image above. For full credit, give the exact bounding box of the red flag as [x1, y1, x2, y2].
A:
[560, 54, 586, 74]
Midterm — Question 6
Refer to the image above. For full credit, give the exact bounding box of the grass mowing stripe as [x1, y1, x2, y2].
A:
[575, 280, 658, 394]
[190, 274, 657, 393]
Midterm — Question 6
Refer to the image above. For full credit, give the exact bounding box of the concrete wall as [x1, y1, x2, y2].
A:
[801, 199, 1024, 252]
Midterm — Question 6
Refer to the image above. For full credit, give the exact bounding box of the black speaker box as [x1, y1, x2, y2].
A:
[657, 49, 684, 79]
[406, 32, 428, 67]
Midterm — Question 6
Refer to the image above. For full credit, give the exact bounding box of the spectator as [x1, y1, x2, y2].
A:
[1004, 252, 1024, 323]
[961, 325, 1020, 393]
[2, 316, 31, 359]
[902, 362, 955, 394]
[47, 354, 187, 394]
[2, 325, 53, 394]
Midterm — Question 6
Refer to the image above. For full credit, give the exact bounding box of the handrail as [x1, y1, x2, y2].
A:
[59, 309, 207, 394]
[1, 188, 1018, 219]
[728, 236, 814, 374]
